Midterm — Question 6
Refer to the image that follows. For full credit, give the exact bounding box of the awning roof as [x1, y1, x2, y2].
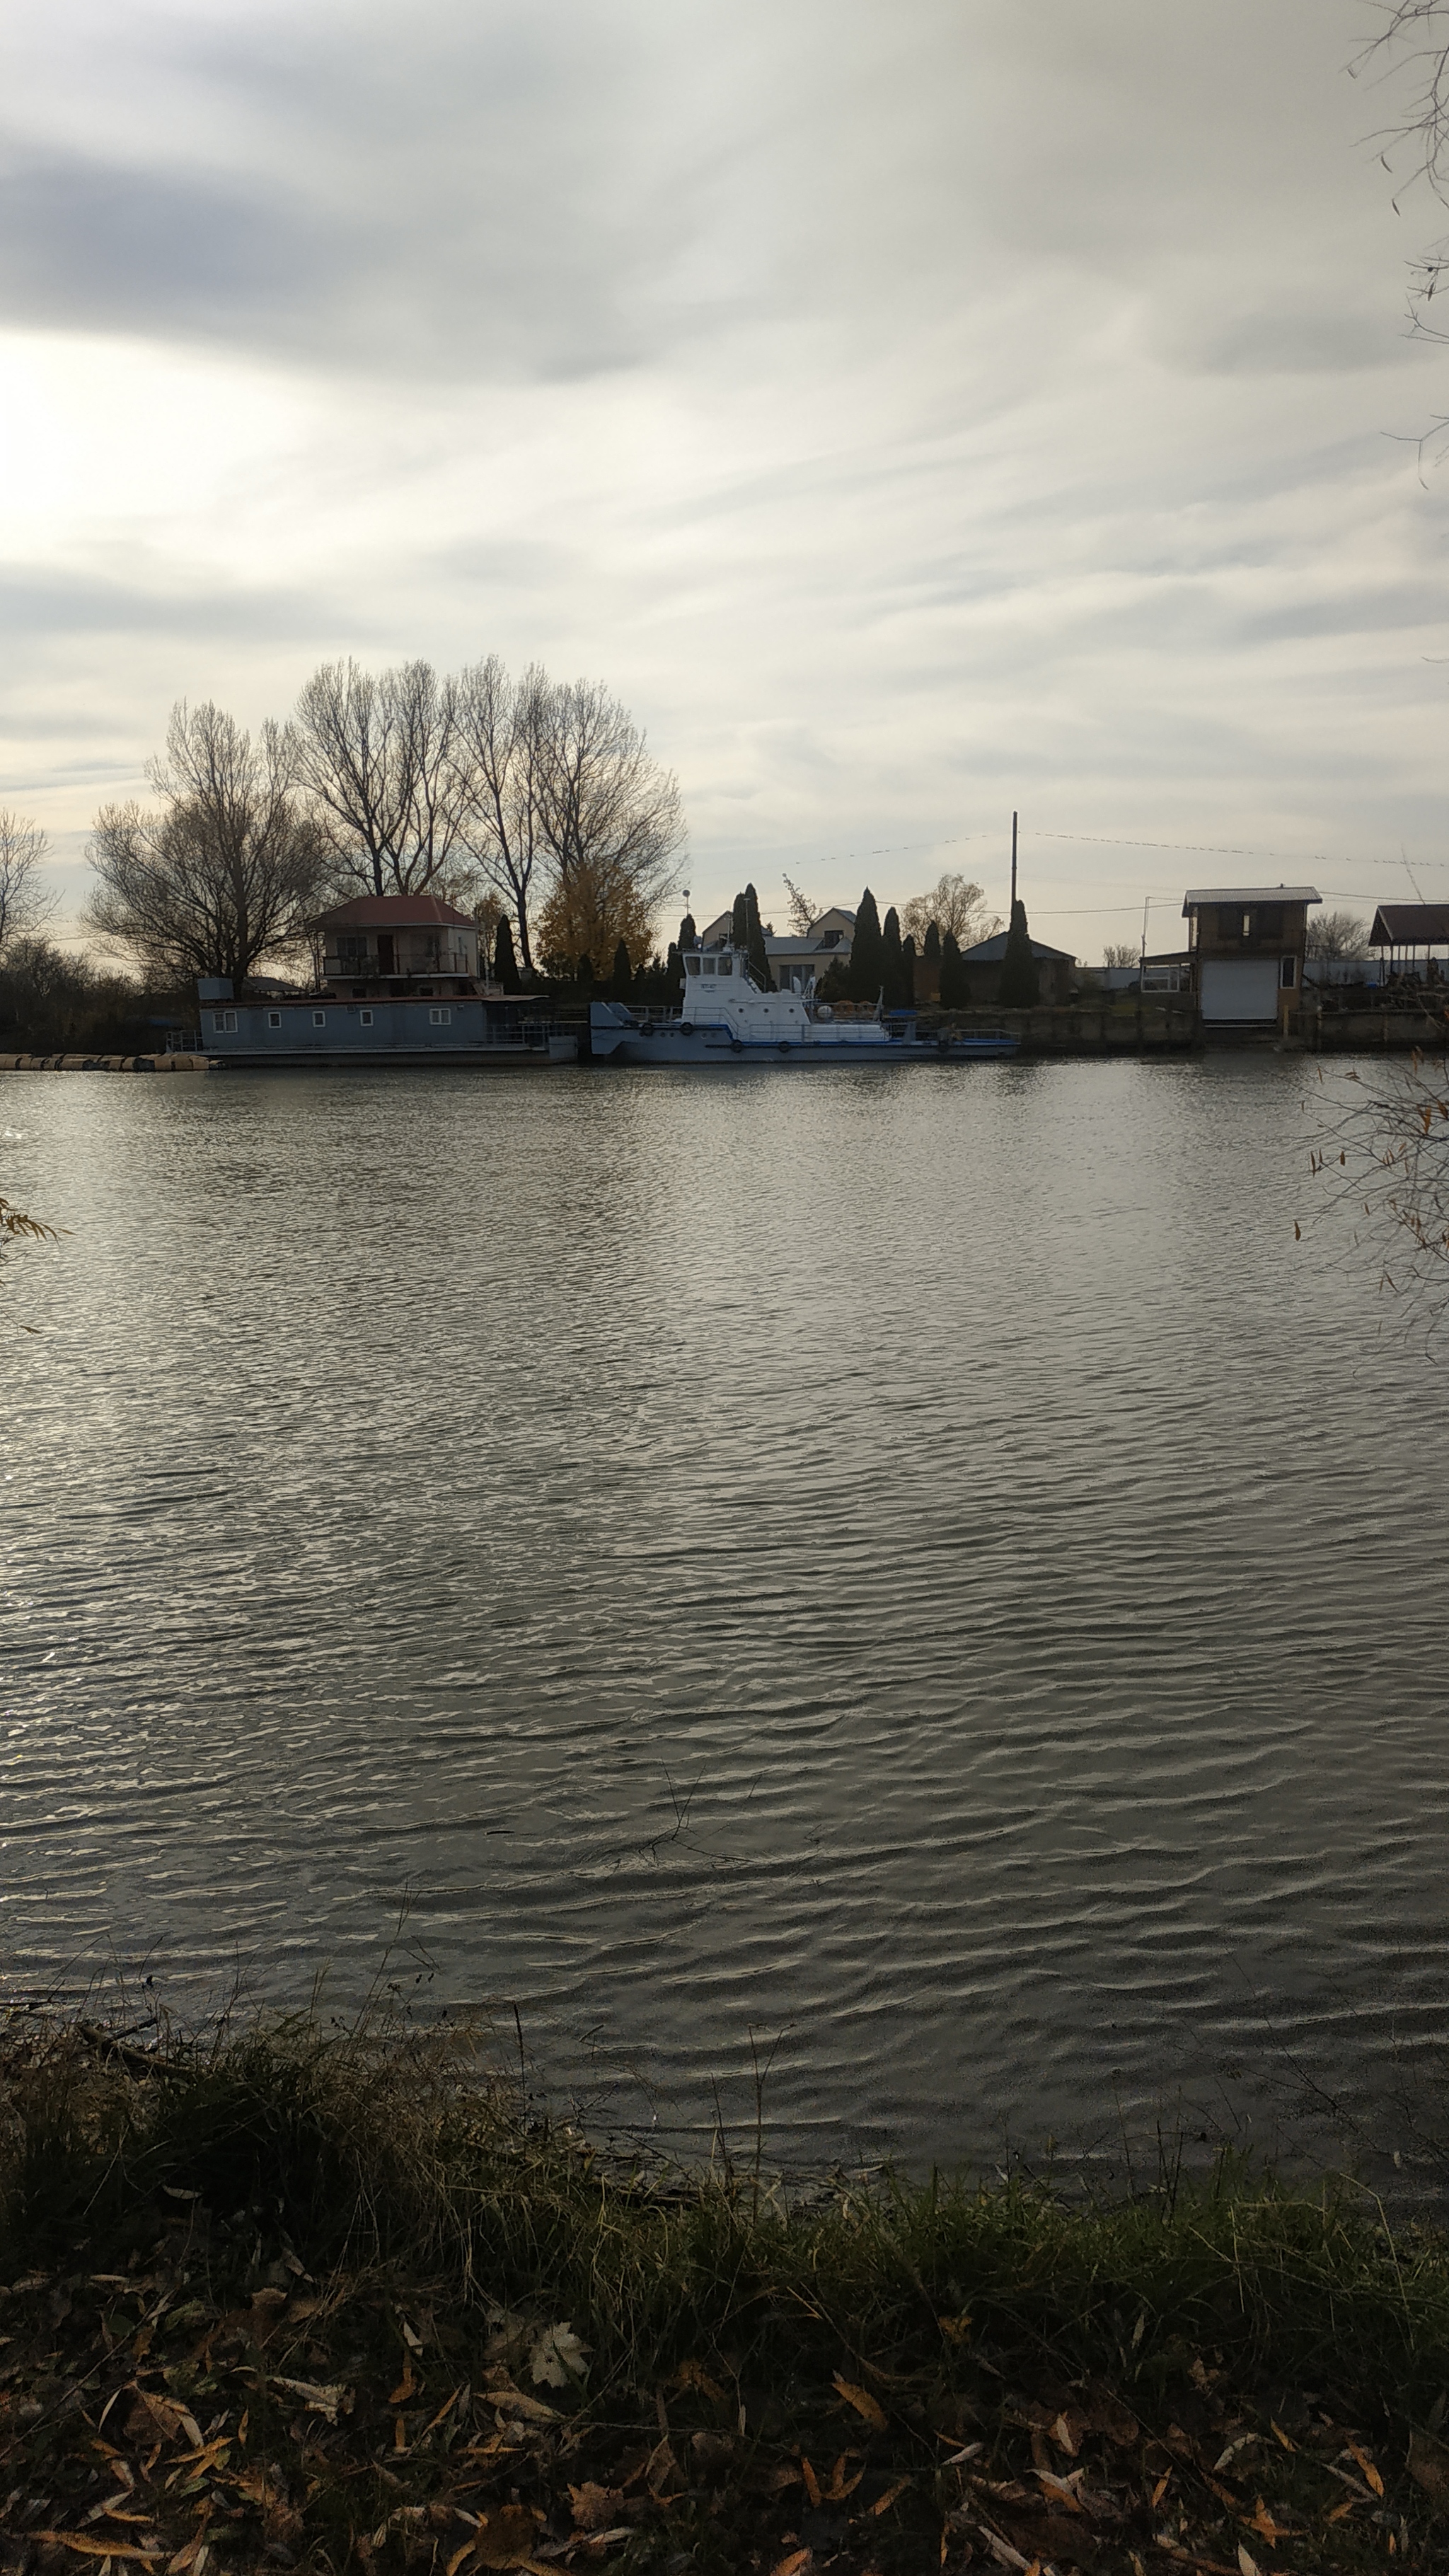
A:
[1182, 886, 1321, 913]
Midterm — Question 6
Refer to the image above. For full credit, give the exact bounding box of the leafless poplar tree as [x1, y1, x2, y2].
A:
[0, 812, 56, 952]
[85, 702, 329, 990]
[1306, 909, 1370, 959]
[291, 659, 470, 896]
[451, 657, 549, 973]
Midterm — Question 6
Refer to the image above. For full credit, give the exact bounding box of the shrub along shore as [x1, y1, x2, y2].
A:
[2, 2010, 1448, 2575]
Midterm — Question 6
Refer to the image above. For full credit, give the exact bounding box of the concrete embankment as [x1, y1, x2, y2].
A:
[0, 1051, 214, 1072]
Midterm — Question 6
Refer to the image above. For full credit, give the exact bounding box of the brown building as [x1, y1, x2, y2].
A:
[957, 929, 1076, 1006]
[1182, 885, 1320, 1030]
[316, 894, 486, 997]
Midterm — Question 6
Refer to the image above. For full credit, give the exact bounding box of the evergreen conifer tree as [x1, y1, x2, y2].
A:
[923, 920, 941, 964]
[492, 916, 521, 990]
[679, 912, 697, 952]
[881, 905, 904, 1007]
[611, 939, 633, 999]
[664, 941, 684, 1004]
[939, 928, 962, 1009]
[848, 886, 883, 1001]
[900, 932, 916, 1008]
[731, 890, 749, 948]
[998, 898, 1039, 1008]
[576, 952, 594, 993]
[744, 882, 773, 989]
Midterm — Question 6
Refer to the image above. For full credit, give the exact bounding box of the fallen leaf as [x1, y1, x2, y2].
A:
[271, 2376, 351, 2424]
[1245, 2500, 1281, 2543]
[1346, 2441, 1384, 2497]
[833, 2374, 888, 2430]
[528, 2321, 589, 2389]
[400, 2318, 425, 2352]
[1051, 2411, 1079, 2457]
[674, 2360, 726, 2402]
[446, 2546, 475, 2576]
[770, 2553, 813, 2576]
[31, 2539, 161, 2563]
[473, 2502, 549, 2570]
[869, 2476, 910, 2517]
[389, 2360, 416, 2405]
[1269, 2420, 1295, 2453]
[1237, 2546, 1261, 2576]
[801, 2458, 822, 2508]
[1151, 2473, 1172, 2508]
[569, 2485, 622, 2533]
[1327, 2499, 1356, 2523]
[1410, 2425, 1449, 2509]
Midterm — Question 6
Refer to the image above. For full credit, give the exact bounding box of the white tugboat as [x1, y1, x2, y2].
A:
[589, 943, 1017, 1064]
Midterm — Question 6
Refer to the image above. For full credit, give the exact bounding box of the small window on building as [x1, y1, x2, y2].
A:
[429, 1006, 451, 1024]
[267, 1010, 281, 1028]
[214, 1010, 237, 1033]
[685, 955, 700, 976]
[359, 1008, 374, 1026]
[313, 1010, 326, 1027]
[1281, 954, 1297, 988]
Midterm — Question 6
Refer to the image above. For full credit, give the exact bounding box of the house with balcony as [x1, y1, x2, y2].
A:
[1183, 886, 1320, 1029]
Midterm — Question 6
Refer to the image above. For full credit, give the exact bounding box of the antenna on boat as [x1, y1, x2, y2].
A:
[1010, 812, 1018, 913]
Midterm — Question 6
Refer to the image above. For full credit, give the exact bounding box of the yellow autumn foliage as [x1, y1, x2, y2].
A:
[534, 860, 659, 979]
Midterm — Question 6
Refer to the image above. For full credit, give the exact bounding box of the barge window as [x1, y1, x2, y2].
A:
[703, 957, 716, 974]
[360, 1009, 374, 1025]
[213, 1010, 237, 1032]
[313, 1011, 326, 1027]
[268, 1011, 281, 1027]
[429, 1006, 451, 1024]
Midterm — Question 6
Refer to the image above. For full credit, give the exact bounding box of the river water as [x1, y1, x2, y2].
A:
[3, 1057, 1447, 2185]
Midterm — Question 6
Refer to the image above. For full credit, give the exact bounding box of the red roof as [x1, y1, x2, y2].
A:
[318, 894, 476, 930]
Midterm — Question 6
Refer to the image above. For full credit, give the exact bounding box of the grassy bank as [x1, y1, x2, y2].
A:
[2, 2009, 1447, 2572]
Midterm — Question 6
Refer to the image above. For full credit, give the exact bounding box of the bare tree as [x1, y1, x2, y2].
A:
[0, 812, 56, 952]
[531, 677, 685, 927]
[1307, 909, 1370, 959]
[900, 872, 998, 949]
[451, 657, 549, 973]
[85, 702, 329, 990]
[1103, 940, 1139, 969]
[1311, 1047, 1449, 1318]
[291, 659, 470, 896]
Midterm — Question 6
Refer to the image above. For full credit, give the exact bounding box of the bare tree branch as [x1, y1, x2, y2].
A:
[291, 659, 470, 896]
[0, 812, 57, 953]
[450, 657, 548, 973]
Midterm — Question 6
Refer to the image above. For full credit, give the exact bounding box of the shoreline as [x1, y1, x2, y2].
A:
[3, 2006, 1446, 2571]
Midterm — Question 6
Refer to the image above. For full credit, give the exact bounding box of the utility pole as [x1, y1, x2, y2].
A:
[1010, 811, 1018, 914]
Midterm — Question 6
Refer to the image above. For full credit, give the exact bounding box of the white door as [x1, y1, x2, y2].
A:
[1200, 958, 1280, 1022]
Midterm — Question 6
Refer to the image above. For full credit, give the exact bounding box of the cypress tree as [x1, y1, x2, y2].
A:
[664, 940, 684, 1004]
[900, 932, 916, 1008]
[881, 905, 904, 1007]
[492, 916, 520, 991]
[611, 939, 633, 999]
[744, 882, 773, 990]
[923, 920, 941, 964]
[998, 897, 1039, 1008]
[679, 912, 697, 952]
[848, 886, 883, 1001]
[939, 928, 962, 1010]
[576, 952, 594, 994]
[731, 890, 749, 948]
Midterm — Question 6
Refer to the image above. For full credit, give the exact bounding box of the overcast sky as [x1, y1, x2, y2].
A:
[5, 0, 1449, 959]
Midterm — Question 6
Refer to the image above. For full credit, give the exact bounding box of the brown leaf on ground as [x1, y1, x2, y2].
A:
[1409, 2425, 1449, 2509]
[568, 2483, 623, 2531]
[472, 2502, 549, 2569]
[833, 2375, 887, 2430]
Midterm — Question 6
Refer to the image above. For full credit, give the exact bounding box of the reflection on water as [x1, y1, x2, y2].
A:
[2, 1057, 1447, 2181]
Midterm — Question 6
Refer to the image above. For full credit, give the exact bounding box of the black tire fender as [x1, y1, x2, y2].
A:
[731, 1039, 744, 1053]
[778, 1040, 791, 1054]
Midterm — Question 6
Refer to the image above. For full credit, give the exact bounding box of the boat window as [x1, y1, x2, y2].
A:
[360, 1009, 374, 1026]
[703, 957, 717, 974]
[717, 955, 732, 976]
[313, 1011, 326, 1027]
[685, 955, 700, 976]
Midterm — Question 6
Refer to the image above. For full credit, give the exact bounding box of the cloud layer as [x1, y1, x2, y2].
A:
[4, 0, 1448, 954]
